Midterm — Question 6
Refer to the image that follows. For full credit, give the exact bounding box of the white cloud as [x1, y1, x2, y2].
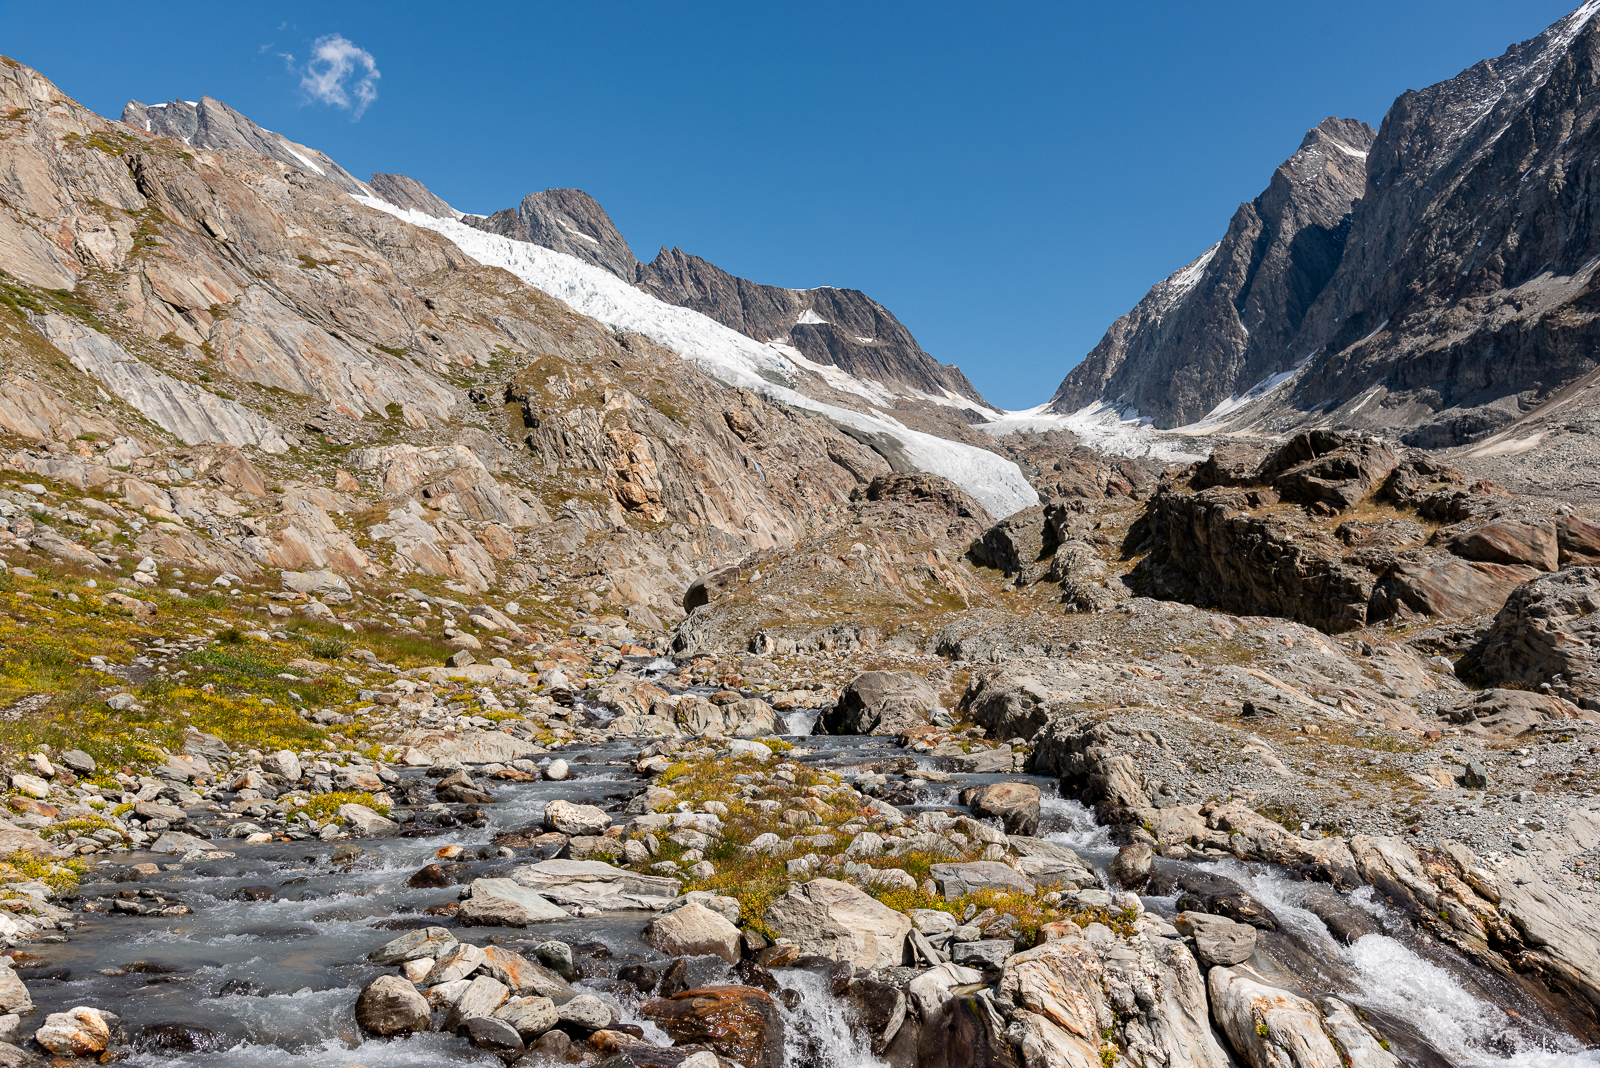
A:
[297, 33, 380, 119]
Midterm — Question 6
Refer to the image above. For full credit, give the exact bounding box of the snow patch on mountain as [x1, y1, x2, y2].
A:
[356, 195, 1038, 518]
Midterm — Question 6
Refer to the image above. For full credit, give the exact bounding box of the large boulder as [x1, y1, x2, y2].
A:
[683, 566, 742, 612]
[355, 975, 431, 1036]
[1448, 519, 1559, 572]
[1207, 967, 1345, 1068]
[969, 505, 1054, 583]
[642, 985, 784, 1068]
[642, 901, 742, 964]
[1370, 557, 1539, 622]
[959, 782, 1041, 836]
[929, 861, 1034, 900]
[959, 668, 1057, 742]
[762, 878, 911, 971]
[33, 1009, 110, 1057]
[544, 800, 612, 836]
[821, 671, 938, 736]
[1474, 568, 1600, 707]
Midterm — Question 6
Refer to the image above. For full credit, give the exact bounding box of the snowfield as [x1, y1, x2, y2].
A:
[357, 196, 1038, 518]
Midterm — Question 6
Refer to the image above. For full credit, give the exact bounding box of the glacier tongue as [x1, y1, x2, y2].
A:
[355, 196, 1038, 518]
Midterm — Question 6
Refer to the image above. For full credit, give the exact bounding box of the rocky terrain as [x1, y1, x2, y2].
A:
[0, 15, 1599, 1067]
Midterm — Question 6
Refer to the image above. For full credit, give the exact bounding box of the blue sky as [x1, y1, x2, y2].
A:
[1, 1, 1582, 409]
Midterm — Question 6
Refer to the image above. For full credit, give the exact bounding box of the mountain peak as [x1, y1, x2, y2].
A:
[120, 95, 369, 197]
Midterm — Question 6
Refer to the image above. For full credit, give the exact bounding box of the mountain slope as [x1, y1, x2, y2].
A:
[1052, 1, 1600, 450]
[101, 88, 1033, 516]
[447, 186, 993, 413]
[1049, 117, 1374, 426]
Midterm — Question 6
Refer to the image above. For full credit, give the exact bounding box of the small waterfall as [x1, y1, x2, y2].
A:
[774, 968, 887, 1068]
[783, 709, 820, 736]
[1040, 795, 1111, 853]
[635, 657, 677, 680]
[1210, 860, 1600, 1068]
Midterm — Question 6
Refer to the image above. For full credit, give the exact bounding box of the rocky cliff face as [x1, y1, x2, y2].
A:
[1049, 117, 1375, 426]
[464, 188, 641, 281]
[634, 247, 989, 408]
[1052, 2, 1600, 448]
[121, 95, 370, 196]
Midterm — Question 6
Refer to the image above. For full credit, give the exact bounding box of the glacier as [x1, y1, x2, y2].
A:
[355, 196, 1039, 518]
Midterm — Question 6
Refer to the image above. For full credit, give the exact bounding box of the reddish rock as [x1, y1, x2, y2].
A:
[1449, 519, 1559, 572]
[642, 985, 784, 1068]
[1371, 558, 1539, 621]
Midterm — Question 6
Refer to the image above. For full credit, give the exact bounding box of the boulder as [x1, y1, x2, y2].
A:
[463, 1016, 524, 1057]
[1371, 557, 1539, 622]
[492, 995, 559, 1041]
[959, 668, 1057, 741]
[281, 568, 353, 603]
[1006, 837, 1097, 890]
[907, 961, 983, 1019]
[970, 505, 1054, 582]
[181, 729, 228, 762]
[424, 942, 488, 985]
[960, 781, 1040, 836]
[457, 895, 527, 928]
[949, 746, 1015, 774]
[1208, 966, 1343, 1068]
[262, 750, 302, 781]
[1449, 519, 1559, 572]
[762, 877, 911, 971]
[928, 861, 1034, 900]
[642, 986, 784, 1068]
[643, 901, 742, 964]
[1474, 568, 1600, 705]
[1559, 515, 1600, 566]
[338, 803, 397, 836]
[510, 859, 681, 910]
[367, 926, 457, 964]
[481, 946, 575, 999]
[464, 877, 570, 922]
[543, 800, 612, 836]
[354, 975, 431, 1036]
[821, 671, 938, 736]
[1110, 842, 1154, 891]
[1257, 430, 1397, 510]
[443, 975, 510, 1031]
[148, 831, 210, 855]
[33, 1008, 110, 1057]
[557, 993, 614, 1031]
[0, 969, 30, 1015]
[1174, 912, 1257, 966]
[683, 566, 741, 612]
[951, 940, 1014, 969]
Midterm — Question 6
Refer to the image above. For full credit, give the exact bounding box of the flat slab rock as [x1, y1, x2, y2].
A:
[510, 860, 681, 910]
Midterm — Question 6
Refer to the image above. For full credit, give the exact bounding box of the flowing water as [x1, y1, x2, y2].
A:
[11, 729, 1599, 1067]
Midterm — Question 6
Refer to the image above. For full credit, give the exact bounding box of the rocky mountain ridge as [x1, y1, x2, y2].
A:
[1050, 1, 1600, 455]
